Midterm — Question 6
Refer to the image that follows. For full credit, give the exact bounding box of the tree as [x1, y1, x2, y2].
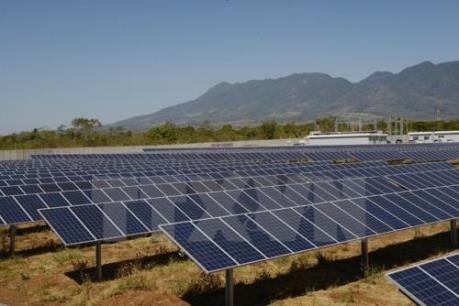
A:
[71, 118, 102, 131]
[147, 122, 178, 144]
[259, 120, 277, 139]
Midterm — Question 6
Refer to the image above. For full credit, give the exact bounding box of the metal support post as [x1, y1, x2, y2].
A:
[95, 242, 102, 281]
[225, 269, 234, 306]
[9, 225, 16, 256]
[451, 219, 457, 248]
[361, 238, 369, 270]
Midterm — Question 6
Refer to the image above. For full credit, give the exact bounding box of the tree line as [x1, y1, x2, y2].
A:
[1, 117, 459, 150]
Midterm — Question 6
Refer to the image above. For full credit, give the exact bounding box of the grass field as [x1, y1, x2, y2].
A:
[0, 220, 456, 306]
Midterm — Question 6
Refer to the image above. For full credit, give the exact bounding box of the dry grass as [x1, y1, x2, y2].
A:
[0, 220, 455, 306]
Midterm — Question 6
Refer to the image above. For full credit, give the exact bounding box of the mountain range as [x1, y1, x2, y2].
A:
[109, 61, 459, 131]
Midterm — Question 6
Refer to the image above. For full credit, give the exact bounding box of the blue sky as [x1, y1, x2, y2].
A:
[1, 0, 459, 134]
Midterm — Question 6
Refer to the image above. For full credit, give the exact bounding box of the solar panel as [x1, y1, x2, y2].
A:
[387, 253, 459, 306]
[156, 185, 459, 273]
[2, 143, 458, 278]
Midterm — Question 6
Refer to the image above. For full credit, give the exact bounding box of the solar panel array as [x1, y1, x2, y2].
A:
[1, 142, 459, 275]
[39, 165, 459, 248]
[388, 253, 459, 306]
[33, 142, 459, 162]
[0, 160, 453, 226]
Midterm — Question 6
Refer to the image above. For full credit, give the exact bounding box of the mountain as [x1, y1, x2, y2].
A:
[109, 61, 459, 130]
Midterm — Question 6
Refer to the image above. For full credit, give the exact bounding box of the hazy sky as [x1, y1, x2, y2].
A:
[1, 0, 459, 134]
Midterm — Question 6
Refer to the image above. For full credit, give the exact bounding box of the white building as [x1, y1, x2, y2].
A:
[408, 131, 459, 143]
[302, 131, 389, 146]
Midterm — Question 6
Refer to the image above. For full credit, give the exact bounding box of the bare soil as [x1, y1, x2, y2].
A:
[0, 220, 455, 306]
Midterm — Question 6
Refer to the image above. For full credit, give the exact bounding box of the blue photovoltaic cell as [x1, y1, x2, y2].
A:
[1, 186, 24, 196]
[208, 191, 248, 214]
[327, 180, 361, 198]
[413, 190, 459, 217]
[123, 200, 166, 231]
[62, 191, 91, 205]
[75, 181, 94, 190]
[194, 218, 264, 264]
[243, 188, 282, 210]
[122, 186, 149, 200]
[40, 184, 61, 193]
[201, 180, 225, 191]
[92, 180, 111, 188]
[315, 202, 375, 237]
[57, 182, 79, 191]
[83, 189, 111, 203]
[350, 197, 407, 230]
[313, 182, 342, 201]
[249, 211, 315, 252]
[146, 198, 190, 222]
[272, 208, 336, 247]
[71, 205, 123, 239]
[156, 183, 181, 196]
[139, 185, 165, 198]
[21, 184, 42, 194]
[104, 188, 130, 201]
[169, 195, 211, 220]
[422, 260, 459, 295]
[226, 190, 266, 212]
[0, 196, 31, 224]
[186, 181, 210, 193]
[98, 202, 149, 235]
[276, 185, 311, 205]
[40, 192, 69, 207]
[170, 182, 196, 195]
[6, 179, 22, 186]
[222, 214, 291, 258]
[288, 184, 321, 204]
[161, 222, 237, 272]
[339, 179, 367, 196]
[15, 194, 47, 221]
[388, 254, 459, 306]
[39, 208, 95, 245]
[385, 193, 439, 223]
[107, 179, 125, 188]
[259, 186, 298, 208]
[401, 192, 453, 219]
[294, 206, 356, 242]
[189, 193, 230, 217]
[368, 195, 424, 226]
[334, 199, 393, 233]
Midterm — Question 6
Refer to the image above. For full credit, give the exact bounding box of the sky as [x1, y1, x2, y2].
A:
[1, 0, 459, 134]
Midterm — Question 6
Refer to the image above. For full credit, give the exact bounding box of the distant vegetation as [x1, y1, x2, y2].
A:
[1, 117, 459, 150]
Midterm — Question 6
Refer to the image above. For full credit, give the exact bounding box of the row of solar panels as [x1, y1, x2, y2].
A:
[144, 142, 459, 153]
[40, 183, 459, 272]
[160, 185, 459, 272]
[0, 161, 454, 211]
[0, 160, 426, 185]
[0, 162, 456, 225]
[0, 157, 305, 172]
[28, 143, 459, 162]
[31, 148, 459, 163]
[388, 253, 459, 306]
[0, 160, 383, 177]
[32, 151, 310, 162]
[34, 166, 458, 242]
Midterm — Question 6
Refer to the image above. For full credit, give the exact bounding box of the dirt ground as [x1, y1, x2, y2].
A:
[0, 220, 456, 306]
